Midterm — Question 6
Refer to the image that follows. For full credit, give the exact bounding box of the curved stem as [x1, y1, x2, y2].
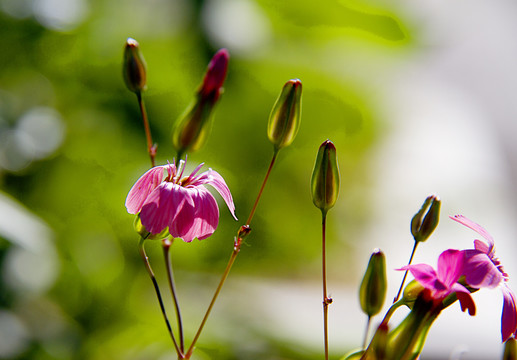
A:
[185, 149, 280, 358]
[138, 238, 182, 357]
[322, 212, 330, 360]
[185, 249, 239, 358]
[136, 91, 156, 167]
[163, 238, 185, 353]
[363, 315, 371, 351]
[393, 241, 418, 303]
[245, 150, 278, 226]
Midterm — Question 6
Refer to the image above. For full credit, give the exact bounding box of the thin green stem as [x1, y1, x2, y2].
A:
[138, 238, 182, 357]
[245, 150, 278, 226]
[363, 315, 371, 351]
[163, 237, 185, 353]
[136, 91, 156, 167]
[185, 249, 239, 358]
[393, 241, 418, 303]
[322, 212, 330, 360]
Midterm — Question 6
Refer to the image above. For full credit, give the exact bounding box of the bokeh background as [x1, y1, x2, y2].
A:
[1, 0, 517, 359]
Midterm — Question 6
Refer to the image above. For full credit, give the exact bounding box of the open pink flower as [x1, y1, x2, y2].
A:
[399, 249, 476, 315]
[451, 215, 517, 342]
[126, 160, 237, 242]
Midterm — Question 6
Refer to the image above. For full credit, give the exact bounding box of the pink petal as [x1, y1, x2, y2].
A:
[437, 249, 464, 288]
[450, 215, 495, 251]
[501, 285, 517, 342]
[165, 186, 196, 241]
[399, 264, 439, 290]
[193, 169, 237, 220]
[139, 183, 177, 234]
[179, 188, 219, 242]
[464, 249, 503, 289]
[452, 284, 476, 316]
[125, 166, 165, 214]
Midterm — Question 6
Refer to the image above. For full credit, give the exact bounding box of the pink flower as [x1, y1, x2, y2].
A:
[399, 249, 476, 315]
[450, 215, 517, 342]
[126, 160, 237, 242]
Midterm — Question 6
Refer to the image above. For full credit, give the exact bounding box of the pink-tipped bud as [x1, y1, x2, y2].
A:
[172, 49, 230, 156]
[311, 140, 340, 215]
[199, 48, 229, 102]
[123, 38, 147, 93]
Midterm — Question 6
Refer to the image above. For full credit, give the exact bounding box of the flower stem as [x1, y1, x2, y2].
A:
[245, 150, 278, 226]
[136, 91, 156, 167]
[138, 238, 182, 357]
[393, 241, 418, 303]
[185, 248, 239, 358]
[321, 212, 330, 360]
[163, 237, 185, 354]
[185, 149, 280, 358]
[363, 315, 371, 351]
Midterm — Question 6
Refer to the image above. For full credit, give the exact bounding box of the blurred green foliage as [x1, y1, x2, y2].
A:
[0, 0, 411, 359]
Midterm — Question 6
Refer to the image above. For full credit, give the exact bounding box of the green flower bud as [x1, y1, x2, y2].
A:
[504, 338, 517, 360]
[123, 38, 147, 93]
[267, 79, 302, 151]
[410, 194, 441, 242]
[134, 214, 169, 240]
[311, 140, 339, 215]
[360, 249, 387, 317]
[401, 279, 425, 309]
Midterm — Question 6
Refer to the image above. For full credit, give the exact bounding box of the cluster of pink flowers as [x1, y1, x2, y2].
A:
[125, 159, 237, 242]
[403, 215, 517, 342]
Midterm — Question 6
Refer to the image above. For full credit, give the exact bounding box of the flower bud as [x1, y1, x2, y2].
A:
[172, 49, 229, 156]
[267, 79, 302, 151]
[123, 38, 147, 93]
[401, 280, 425, 309]
[311, 140, 339, 215]
[410, 194, 441, 242]
[503, 338, 517, 360]
[360, 249, 387, 317]
[134, 214, 170, 240]
[199, 48, 229, 102]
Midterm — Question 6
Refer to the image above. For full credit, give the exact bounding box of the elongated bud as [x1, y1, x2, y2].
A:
[503, 338, 517, 360]
[267, 79, 302, 151]
[360, 249, 387, 317]
[311, 140, 339, 215]
[123, 38, 147, 93]
[172, 49, 229, 156]
[410, 194, 441, 242]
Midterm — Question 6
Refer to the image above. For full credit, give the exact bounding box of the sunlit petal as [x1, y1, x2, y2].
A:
[125, 166, 164, 214]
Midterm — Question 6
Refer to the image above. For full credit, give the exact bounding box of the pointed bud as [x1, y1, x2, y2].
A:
[267, 79, 302, 151]
[172, 49, 229, 156]
[311, 140, 339, 215]
[200, 48, 229, 102]
[134, 214, 170, 240]
[360, 249, 387, 317]
[503, 338, 517, 360]
[123, 38, 147, 93]
[410, 194, 441, 242]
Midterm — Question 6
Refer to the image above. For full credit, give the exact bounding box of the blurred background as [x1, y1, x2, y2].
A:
[1, 0, 517, 359]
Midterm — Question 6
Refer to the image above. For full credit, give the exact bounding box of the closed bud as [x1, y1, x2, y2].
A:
[123, 38, 147, 93]
[172, 49, 229, 157]
[134, 214, 170, 240]
[360, 249, 387, 317]
[410, 194, 441, 242]
[267, 79, 302, 151]
[311, 140, 339, 215]
[504, 338, 517, 360]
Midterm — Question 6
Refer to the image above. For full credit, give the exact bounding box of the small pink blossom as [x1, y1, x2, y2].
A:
[451, 215, 517, 342]
[399, 249, 476, 315]
[126, 160, 237, 242]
